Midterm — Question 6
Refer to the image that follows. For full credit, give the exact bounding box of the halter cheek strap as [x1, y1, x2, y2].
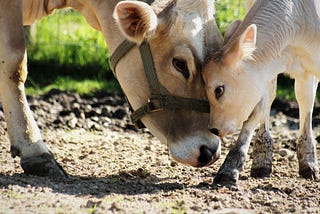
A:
[110, 39, 209, 128]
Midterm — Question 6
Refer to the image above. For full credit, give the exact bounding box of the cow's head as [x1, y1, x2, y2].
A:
[203, 21, 272, 136]
[113, 0, 223, 167]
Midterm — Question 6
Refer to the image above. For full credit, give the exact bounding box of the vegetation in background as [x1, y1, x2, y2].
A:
[27, 9, 108, 73]
[215, 0, 246, 34]
[26, 76, 121, 96]
[26, 9, 116, 95]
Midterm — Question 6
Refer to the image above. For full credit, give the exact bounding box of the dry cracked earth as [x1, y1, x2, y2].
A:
[0, 89, 319, 214]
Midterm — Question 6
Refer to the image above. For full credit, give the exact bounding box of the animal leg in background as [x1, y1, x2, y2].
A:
[0, 0, 66, 177]
[250, 78, 277, 178]
[295, 74, 319, 179]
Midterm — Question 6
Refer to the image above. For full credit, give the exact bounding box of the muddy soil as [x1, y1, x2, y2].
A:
[0, 89, 319, 214]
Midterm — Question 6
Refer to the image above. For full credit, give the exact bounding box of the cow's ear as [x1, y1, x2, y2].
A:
[47, 0, 66, 14]
[222, 24, 257, 65]
[224, 20, 242, 44]
[113, 1, 158, 43]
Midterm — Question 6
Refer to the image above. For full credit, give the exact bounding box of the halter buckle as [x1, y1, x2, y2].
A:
[147, 97, 164, 113]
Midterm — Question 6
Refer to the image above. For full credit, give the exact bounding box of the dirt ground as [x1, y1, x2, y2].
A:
[0, 90, 319, 214]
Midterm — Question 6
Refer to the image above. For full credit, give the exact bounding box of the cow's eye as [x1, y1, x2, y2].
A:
[215, 86, 224, 99]
[172, 58, 190, 79]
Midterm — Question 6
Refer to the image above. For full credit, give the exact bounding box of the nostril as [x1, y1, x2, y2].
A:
[209, 128, 219, 136]
[197, 145, 216, 167]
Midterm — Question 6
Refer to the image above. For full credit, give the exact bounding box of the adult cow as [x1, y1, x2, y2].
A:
[0, 0, 223, 177]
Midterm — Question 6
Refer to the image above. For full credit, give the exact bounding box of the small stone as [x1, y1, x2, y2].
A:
[72, 102, 80, 109]
[91, 116, 99, 122]
[279, 148, 291, 157]
[67, 117, 78, 128]
[86, 119, 94, 129]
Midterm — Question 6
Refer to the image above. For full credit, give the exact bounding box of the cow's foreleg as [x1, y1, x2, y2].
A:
[250, 78, 276, 178]
[0, 0, 66, 177]
[295, 74, 319, 180]
[214, 93, 269, 183]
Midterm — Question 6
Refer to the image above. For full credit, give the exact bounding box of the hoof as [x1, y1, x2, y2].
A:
[214, 170, 239, 184]
[21, 152, 68, 178]
[250, 166, 272, 178]
[299, 165, 319, 180]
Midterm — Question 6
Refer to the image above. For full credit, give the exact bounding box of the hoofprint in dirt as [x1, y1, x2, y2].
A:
[0, 90, 319, 213]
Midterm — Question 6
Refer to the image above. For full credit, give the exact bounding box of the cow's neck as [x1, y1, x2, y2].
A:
[66, 0, 124, 52]
[67, 0, 150, 112]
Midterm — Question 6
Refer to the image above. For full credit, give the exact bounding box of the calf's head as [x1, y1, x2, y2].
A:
[203, 22, 270, 136]
[113, 0, 222, 167]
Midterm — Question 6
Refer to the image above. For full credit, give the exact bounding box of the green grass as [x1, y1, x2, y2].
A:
[26, 76, 121, 95]
[25, 9, 116, 95]
[276, 75, 295, 100]
[27, 9, 108, 71]
[276, 86, 295, 100]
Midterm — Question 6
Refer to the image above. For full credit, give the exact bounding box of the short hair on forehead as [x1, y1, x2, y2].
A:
[146, 0, 178, 41]
[205, 50, 223, 66]
[152, 0, 177, 15]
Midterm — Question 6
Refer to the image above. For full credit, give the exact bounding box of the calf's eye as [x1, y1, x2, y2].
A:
[215, 86, 224, 99]
[172, 58, 190, 79]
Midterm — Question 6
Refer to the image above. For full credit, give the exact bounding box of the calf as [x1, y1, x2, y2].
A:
[203, 0, 319, 182]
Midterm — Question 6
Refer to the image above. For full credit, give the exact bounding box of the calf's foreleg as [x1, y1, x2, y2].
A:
[214, 90, 271, 183]
[0, 0, 66, 177]
[295, 74, 319, 180]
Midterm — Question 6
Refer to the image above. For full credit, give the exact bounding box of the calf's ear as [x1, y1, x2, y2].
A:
[240, 24, 257, 58]
[222, 24, 257, 66]
[113, 1, 158, 43]
[224, 20, 242, 44]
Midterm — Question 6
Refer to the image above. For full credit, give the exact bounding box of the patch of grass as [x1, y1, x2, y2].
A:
[26, 76, 121, 95]
[276, 75, 320, 102]
[86, 203, 98, 214]
[25, 9, 117, 95]
[276, 85, 295, 100]
[27, 9, 108, 71]
[276, 75, 295, 100]
[3, 190, 25, 200]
